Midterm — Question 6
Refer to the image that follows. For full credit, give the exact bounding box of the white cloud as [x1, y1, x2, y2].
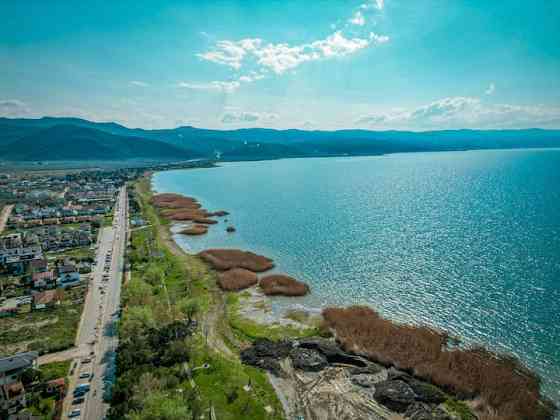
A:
[370, 32, 390, 43]
[221, 110, 278, 124]
[0, 100, 29, 117]
[485, 83, 495, 95]
[130, 80, 149, 87]
[355, 96, 560, 129]
[199, 30, 386, 75]
[178, 80, 240, 93]
[238, 71, 265, 83]
[361, 0, 384, 10]
[349, 10, 365, 26]
[196, 38, 262, 69]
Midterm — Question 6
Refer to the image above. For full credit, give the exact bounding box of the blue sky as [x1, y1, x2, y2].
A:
[1, 0, 559, 130]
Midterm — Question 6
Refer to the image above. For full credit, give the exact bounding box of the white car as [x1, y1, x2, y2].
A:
[69, 408, 81, 417]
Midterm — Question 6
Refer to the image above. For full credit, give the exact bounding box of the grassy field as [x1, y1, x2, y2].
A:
[103, 214, 114, 227]
[109, 178, 284, 419]
[0, 286, 85, 356]
[40, 360, 72, 382]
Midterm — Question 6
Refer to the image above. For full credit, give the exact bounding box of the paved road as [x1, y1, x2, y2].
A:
[62, 186, 128, 419]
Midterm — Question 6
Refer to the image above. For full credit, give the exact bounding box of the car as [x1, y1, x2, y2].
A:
[79, 373, 91, 379]
[82, 358, 92, 364]
[72, 397, 85, 405]
[69, 408, 81, 417]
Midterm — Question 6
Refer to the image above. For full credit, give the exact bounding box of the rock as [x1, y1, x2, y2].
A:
[387, 367, 447, 404]
[407, 379, 447, 404]
[211, 210, 229, 217]
[290, 348, 328, 372]
[351, 373, 378, 388]
[297, 338, 370, 367]
[349, 364, 384, 375]
[404, 402, 453, 420]
[387, 367, 412, 381]
[253, 338, 292, 359]
[240, 339, 292, 376]
[373, 380, 416, 413]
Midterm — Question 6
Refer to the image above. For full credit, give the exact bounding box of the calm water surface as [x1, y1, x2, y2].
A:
[153, 150, 560, 403]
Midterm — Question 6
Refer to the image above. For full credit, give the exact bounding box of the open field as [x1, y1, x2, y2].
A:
[0, 286, 85, 356]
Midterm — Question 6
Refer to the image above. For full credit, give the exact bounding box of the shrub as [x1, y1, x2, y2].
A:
[322, 306, 556, 420]
[198, 249, 274, 272]
[218, 269, 258, 291]
[259, 275, 310, 297]
[180, 225, 208, 235]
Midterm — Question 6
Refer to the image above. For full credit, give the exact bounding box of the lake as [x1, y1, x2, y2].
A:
[153, 149, 560, 403]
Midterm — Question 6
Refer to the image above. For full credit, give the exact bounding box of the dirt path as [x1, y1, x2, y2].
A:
[38, 346, 84, 365]
[0, 204, 14, 234]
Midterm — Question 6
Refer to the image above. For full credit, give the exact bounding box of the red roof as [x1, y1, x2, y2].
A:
[32, 271, 54, 281]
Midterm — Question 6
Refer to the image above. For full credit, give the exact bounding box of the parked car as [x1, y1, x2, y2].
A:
[79, 372, 91, 379]
[69, 408, 81, 417]
[72, 397, 85, 405]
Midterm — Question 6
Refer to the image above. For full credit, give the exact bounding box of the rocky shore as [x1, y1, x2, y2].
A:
[241, 337, 461, 420]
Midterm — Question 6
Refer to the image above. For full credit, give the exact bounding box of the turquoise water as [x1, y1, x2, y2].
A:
[153, 149, 560, 404]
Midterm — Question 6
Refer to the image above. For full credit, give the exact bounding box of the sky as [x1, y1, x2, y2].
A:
[1, 0, 559, 130]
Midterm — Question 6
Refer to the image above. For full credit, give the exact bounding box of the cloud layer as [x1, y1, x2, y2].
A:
[198, 30, 388, 77]
[0, 100, 29, 117]
[221, 110, 278, 124]
[355, 97, 560, 129]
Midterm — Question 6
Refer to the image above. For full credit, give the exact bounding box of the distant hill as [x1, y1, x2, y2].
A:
[1, 116, 559, 162]
[0, 124, 195, 161]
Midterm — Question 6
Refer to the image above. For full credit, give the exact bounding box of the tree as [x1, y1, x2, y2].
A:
[178, 297, 200, 323]
[143, 264, 165, 286]
[124, 278, 154, 306]
[120, 306, 157, 341]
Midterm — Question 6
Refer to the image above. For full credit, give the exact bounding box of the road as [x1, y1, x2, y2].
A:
[62, 186, 128, 419]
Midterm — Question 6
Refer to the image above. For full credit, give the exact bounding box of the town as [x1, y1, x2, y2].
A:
[0, 167, 132, 419]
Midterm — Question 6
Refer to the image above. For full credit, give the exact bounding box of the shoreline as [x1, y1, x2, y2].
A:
[148, 173, 557, 420]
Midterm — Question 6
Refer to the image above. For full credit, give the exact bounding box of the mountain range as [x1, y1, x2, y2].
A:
[1, 116, 559, 162]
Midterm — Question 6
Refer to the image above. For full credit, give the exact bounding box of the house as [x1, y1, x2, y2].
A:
[29, 259, 48, 273]
[57, 265, 80, 288]
[0, 351, 38, 415]
[31, 271, 54, 289]
[32, 290, 63, 310]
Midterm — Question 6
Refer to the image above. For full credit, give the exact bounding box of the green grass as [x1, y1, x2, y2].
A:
[0, 287, 84, 356]
[225, 292, 319, 342]
[40, 360, 71, 382]
[103, 214, 114, 227]
[443, 398, 477, 420]
[25, 395, 57, 419]
[187, 335, 284, 420]
[48, 245, 94, 260]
